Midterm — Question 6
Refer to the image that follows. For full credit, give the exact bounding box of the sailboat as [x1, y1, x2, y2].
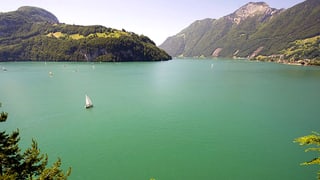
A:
[85, 95, 93, 109]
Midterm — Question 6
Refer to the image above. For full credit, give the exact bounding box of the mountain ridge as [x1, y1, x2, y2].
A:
[229, 2, 281, 25]
[159, 0, 319, 63]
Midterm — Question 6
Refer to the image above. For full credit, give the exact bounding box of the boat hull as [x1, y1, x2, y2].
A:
[85, 105, 93, 109]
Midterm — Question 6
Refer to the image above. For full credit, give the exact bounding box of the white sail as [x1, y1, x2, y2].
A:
[85, 95, 93, 108]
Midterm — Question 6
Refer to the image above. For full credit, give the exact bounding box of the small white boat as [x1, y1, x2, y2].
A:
[85, 95, 93, 109]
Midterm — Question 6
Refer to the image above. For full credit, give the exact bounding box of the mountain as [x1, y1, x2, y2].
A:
[159, 0, 320, 62]
[0, 6, 171, 62]
[0, 6, 58, 38]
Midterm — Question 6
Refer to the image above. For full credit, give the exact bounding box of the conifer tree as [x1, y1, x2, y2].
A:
[0, 129, 22, 178]
[20, 139, 48, 179]
[0, 103, 8, 122]
[0, 103, 71, 179]
[39, 158, 71, 180]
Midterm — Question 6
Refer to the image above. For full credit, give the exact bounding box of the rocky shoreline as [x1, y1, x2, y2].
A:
[254, 54, 320, 66]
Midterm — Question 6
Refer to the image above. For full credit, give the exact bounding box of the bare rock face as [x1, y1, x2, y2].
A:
[229, 2, 279, 24]
[212, 48, 223, 57]
[249, 46, 264, 59]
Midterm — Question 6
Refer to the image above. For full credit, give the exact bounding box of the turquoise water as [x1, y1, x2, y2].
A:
[0, 59, 319, 179]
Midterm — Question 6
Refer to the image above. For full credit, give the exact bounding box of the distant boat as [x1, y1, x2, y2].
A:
[85, 95, 93, 109]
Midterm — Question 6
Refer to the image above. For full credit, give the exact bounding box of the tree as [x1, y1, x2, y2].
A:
[0, 103, 71, 179]
[0, 129, 22, 178]
[0, 103, 8, 122]
[20, 139, 48, 179]
[294, 132, 320, 180]
[39, 158, 71, 180]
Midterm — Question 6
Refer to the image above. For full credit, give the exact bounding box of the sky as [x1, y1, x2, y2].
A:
[1, 0, 304, 45]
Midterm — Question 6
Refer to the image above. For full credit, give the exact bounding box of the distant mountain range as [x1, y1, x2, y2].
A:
[159, 0, 319, 64]
[0, 6, 171, 62]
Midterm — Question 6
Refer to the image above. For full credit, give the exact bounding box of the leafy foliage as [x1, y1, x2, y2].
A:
[0, 7, 171, 62]
[0, 103, 71, 179]
[294, 132, 320, 180]
[282, 35, 320, 61]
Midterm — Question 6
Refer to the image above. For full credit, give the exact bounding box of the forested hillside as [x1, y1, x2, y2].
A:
[0, 6, 171, 62]
[160, 0, 319, 63]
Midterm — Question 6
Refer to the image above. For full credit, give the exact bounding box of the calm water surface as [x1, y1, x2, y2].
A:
[0, 59, 319, 179]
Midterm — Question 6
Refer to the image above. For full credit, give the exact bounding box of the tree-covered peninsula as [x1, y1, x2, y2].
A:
[0, 6, 171, 62]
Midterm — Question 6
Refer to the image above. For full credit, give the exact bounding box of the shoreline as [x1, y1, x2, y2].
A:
[253, 55, 320, 66]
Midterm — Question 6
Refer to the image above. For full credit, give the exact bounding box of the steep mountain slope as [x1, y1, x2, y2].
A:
[160, 18, 215, 57]
[0, 7, 171, 62]
[160, 0, 320, 60]
[245, 0, 320, 56]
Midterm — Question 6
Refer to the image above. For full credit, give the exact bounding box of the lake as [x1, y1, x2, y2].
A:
[0, 59, 319, 179]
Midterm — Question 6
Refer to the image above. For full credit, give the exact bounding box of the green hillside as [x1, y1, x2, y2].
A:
[0, 6, 171, 62]
[282, 35, 320, 61]
[160, 0, 319, 63]
[244, 0, 320, 57]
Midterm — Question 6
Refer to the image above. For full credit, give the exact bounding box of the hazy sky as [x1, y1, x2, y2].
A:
[1, 0, 304, 45]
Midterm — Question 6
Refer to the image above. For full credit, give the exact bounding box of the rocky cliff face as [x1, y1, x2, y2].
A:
[229, 2, 280, 24]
